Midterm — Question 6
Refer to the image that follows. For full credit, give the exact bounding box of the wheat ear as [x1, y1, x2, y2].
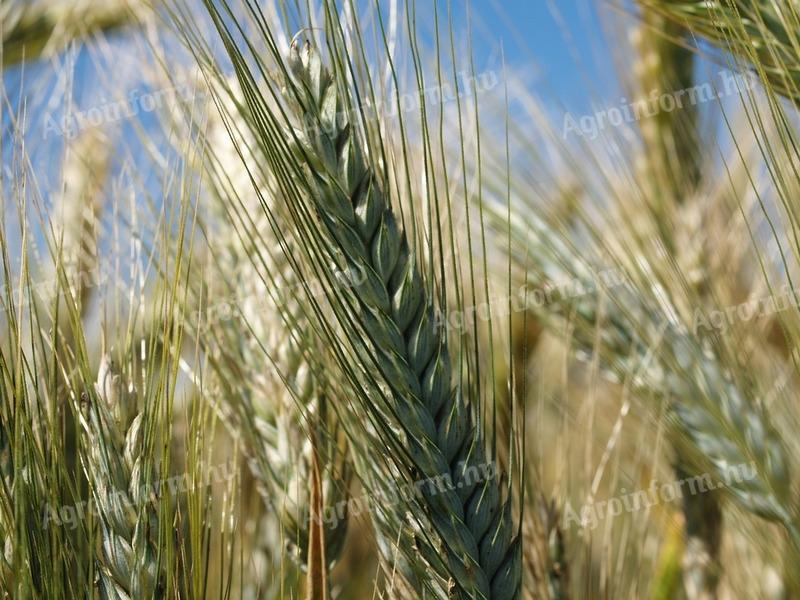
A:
[640, 0, 800, 106]
[501, 208, 797, 548]
[632, 4, 701, 203]
[201, 88, 351, 574]
[81, 355, 161, 599]
[277, 40, 520, 598]
[245, 297, 351, 571]
[45, 128, 110, 353]
[1, 0, 142, 67]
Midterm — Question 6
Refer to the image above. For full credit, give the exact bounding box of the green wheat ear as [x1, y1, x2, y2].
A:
[272, 38, 521, 598]
[498, 204, 798, 548]
[81, 355, 162, 599]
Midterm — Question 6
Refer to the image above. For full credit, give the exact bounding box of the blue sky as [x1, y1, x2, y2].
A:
[2, 1, 616, 129]
[469, 1, 614, 110]
[2, 0, 618, 218]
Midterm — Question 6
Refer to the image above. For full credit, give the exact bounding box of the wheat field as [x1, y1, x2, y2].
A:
[1, 0, 800, 598]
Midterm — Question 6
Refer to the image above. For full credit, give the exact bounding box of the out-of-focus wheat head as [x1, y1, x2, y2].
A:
[632, 4, 700, 205]
[198, 76, 351, 594]
[1, 0, 148, 67]
[49, 128, 110, 320]
[475, 19, 800, 589]
[631, 6, 725, 596]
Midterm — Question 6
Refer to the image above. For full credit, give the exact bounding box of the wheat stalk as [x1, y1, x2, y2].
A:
[677, 463, 722, 599]
[265, 39, 521, 598]
[81, 354, 162, 599]
[525, 495, 569, 600]
[632, 8, 723, 595]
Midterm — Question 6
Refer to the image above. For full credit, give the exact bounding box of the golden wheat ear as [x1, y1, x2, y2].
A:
[1, 0, 146, 67]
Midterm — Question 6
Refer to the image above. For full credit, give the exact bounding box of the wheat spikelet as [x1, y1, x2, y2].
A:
[275, 39, 520, 598]
[81, 355, 161, 599]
